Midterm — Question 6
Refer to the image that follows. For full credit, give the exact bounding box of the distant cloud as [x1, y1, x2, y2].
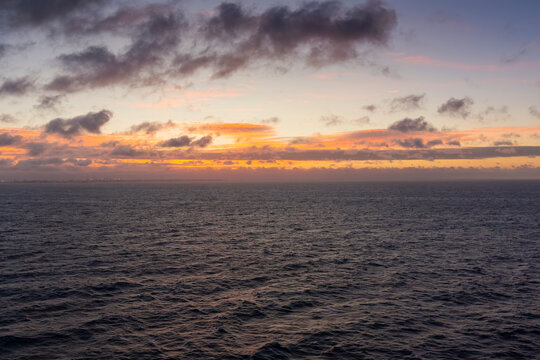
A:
[160, 135, 192, 148]
[388, 116, 437, 132]
[0, 77, 35, 96]
[261, 117, 279, 124]
[0, 114, 17, 123]
[447, 140, 461, 146]
[160, 135, 213, 148]
[321, 114, 344, 127]
[353, 116, 370, 125]
[363, 104, 377, 112]
[0, 132, 22, 146]
[502, 46, 527, 64]
[111, 144, 145, 157]
[44, 109, 112, 138]
[493, 140, 514, 146]
[477, 106, 509, 123]
[129, 120, 176, 135]
[529, 106, 540, 119]
[192, 135, 213, 148]
[389, 94, 425, 112]
[35, 95, 64, 111]
[394, 137, 442, 149]
[24, 142, 49, 156]
[438, 97, 474, 118]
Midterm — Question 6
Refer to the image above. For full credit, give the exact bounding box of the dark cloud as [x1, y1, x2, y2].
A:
[24, 142, 49, 156]
[0, 114, 17, 123]
[0, 0, 104, 28]
[111, 145, 145, 157]
[0, 77, 35, 96]
[5, 1, 397, 93]
[493, 140, 514, 146]
[0, 132, 22, 146]
[46, 10, 187, 92]
[192, 135, 213, 148]
[394, 138, 442, 149]
[388, 116, 437, 133]
[129, 120, 176, 135]
[35, 95, 64, 111]
[44, 110, 112, 138]
[160, 135, 213, 148]
[177, 0, 397, 78]
[0, 43, 7, 59]
[160, 135, 192, 148]
[321, 114, 344, 126]
[363, 104, 376, 112]
[15, 157, 65, 167]
[447, 140, 461, 146]
[529, 106, 540, 119]
[289, 136, 316, 145]
[438, 97, 474, 118]
[389, 94, 424, 112]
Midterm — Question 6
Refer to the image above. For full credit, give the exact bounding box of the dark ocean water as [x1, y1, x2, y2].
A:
[0, 181, 539, 359]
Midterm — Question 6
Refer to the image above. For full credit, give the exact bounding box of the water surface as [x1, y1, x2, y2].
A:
[1, 181, 539, 359]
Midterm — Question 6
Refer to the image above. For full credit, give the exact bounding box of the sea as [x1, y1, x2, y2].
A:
[0, 181, 539, 359]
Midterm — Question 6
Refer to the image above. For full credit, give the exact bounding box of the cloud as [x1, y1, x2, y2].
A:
[0, 0, 104, 28]
[0, 114, 17, 123]
[44, 109, 112, 138]
[389, 93, 425, 112]
[0, 43, 7, 59]
[321, 114, 344, 126]
[447, 140, 461, 146]
[0, 77, 35, 96]
[24, 142, 50, 156]
[353, 116, 370, 125]
[190, 123, 273, 136]
[388, 116, 437, 132]
[0, 132, 22, 146]
[363, 104, 377, 112]
[111, 144, 146, 157]
[493, 140, 514, 146]
[530, 106, 540, 119]
[438, 97, 474, 118]
[5, 1, 397, 94]
[160, 135, 192, 148]
[46, 10, 187, 92]
[129, 120, 176, 135]
[394, 137, 442, 149]
[289, 136, 315, 145]
[478, 106, 509, 123]
[160, 135, 213, 148]
[35, 95, 65, 111]
[176, 0, 397, 78]
[192, 135, 213, 148]
[261, 117, 279, 124]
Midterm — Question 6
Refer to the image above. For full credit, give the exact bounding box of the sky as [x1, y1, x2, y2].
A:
[0, 0, 539, 181]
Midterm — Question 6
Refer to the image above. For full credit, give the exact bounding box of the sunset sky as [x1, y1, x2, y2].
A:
[1, 0, 539, 181]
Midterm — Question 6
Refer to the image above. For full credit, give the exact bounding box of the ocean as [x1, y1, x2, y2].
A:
[1, 181, 539, 359]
